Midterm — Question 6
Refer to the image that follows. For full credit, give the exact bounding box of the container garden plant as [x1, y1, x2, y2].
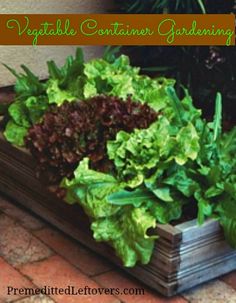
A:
[0, 48, 235, 296]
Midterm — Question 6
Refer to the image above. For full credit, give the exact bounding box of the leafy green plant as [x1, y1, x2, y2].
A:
[25, 96, 157, 183]
[3, 49, 173, 146]
[3, 49, 85, 146]
[61, 82, 236, 266]
[3, 49, 236, 267]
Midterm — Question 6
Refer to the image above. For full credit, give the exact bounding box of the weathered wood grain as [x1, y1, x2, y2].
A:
[0, 135, 235, 297]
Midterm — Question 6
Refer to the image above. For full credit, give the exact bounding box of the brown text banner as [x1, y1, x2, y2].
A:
[0, 14, 235, 46]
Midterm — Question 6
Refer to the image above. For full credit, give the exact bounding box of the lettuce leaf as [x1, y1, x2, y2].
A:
[3, 49, 85, 146]
[8, 101, 31, 128]
[174, 122, 200, 165]
[107, 116, 201, 188]
[61, 158, 158, 266]
[46, 79, 77, 105]
[4, 49, 236, 266]
[61, 158, 122, 218]
[218, 177, 236, 242]
[46, 48, 85, 104]
[84, 55, 138, 99]
[4, 96, 49, 146]
[4, 120, 28, 147]
[25, 96, 49, 124]
[150, 200, 183, 224]
[4, 49, 173, 148]
[3, 64, 45, 99]
[92, 207, 157, 267]
[108, 187, 182, 224]
[83, 54, 175, 112]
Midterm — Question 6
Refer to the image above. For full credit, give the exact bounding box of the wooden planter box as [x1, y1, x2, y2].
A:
[0, 135, 236, 297]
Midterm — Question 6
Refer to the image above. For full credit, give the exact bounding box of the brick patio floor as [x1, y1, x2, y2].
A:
[0, 195, 235, 303]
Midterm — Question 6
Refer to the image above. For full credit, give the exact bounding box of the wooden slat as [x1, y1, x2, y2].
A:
[0, 134, 236, 297]
[177, 219, 222, 243]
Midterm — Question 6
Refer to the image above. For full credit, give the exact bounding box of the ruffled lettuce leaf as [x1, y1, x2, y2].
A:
[61, 158, 122, 218]
[174, 122, 200, 165]
[4, 48, 236, 266]
[83, 55, 175, 112]
[4, 48, 174, 147]
[61, 158, 158, 266]
[25, 96, 49, 124]
[84, 55, 138, 99]
[3, 96, 49, 146]
[92, 207, 157, 267]
[107, 116, 200, 188]
[4, 49, 85, 146]
[4, 120, 28, 147]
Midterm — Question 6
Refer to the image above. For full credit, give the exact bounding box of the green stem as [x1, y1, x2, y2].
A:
[166, 86, 184, 126]
[213, 92, 222, 142]
[197, 0, 206, 14]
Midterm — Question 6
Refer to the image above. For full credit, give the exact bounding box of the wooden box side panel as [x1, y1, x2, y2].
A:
[0, 136, 182, 241]
[1, 136, 236, 297]
[176, 219, 222, 243]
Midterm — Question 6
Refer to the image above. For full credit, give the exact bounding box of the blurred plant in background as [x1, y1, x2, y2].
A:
[112, 0, 236, 125]
[114, 0, 235, 14]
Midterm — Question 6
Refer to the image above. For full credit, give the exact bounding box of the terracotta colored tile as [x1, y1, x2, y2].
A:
[0, 214, 52, 266]
[221, 271, 236, 290]
[0, 197, 45, 230]
[14, 295, 55, 303]
[19, 255, 120, 303]
[0, 256, 34, 303]
[93, 270, 187, 303]
[183, 280, 236, 302]
[34, 227, 113, 276]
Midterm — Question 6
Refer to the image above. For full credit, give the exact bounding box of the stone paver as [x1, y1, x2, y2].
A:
[1, 196, 236, 303]
[0, 257, 34, 303]
[19, 255, 120, 303]
[0, 197, 45, 231]
[183, 280, 236, 303]
[13, 295, 55, 303]
[93, 270, 187, 303]
[0, 214, 53, 266]
[34, 227, 113, 276]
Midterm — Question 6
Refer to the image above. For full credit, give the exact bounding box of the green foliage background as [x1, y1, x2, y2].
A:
[112, 0, 236, 124]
